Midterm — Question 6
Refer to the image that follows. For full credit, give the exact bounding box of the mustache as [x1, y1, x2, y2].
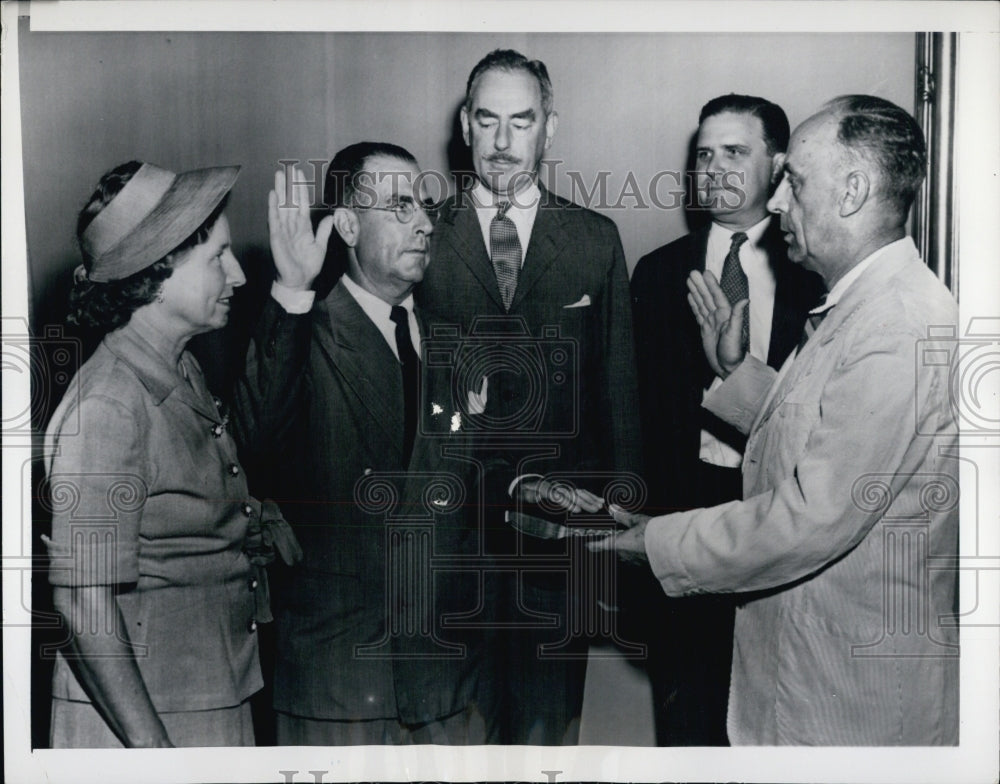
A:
[485, 153, 522, 165]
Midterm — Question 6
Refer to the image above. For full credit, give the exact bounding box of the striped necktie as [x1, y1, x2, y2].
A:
[489, 201, 522, 310]
[719, 231, 750, 350]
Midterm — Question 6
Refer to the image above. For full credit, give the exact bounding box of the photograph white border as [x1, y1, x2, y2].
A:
[3, 2, 997, 783]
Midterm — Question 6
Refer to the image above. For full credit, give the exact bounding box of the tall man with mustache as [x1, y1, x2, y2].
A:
[416, 49, 641, 745]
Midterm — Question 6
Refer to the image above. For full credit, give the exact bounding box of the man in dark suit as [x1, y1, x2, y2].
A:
[234, 143, 486, 744]
[629, 95, 822, 745]
[415, 49, 641, 745]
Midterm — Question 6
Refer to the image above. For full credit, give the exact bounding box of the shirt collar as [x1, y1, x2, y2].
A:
[470, 178, 542, 213]
[341, 272, 414, 320]
[103, 321, 186, 405]
[709, 213, 772, 248]
[813, 237, 911, 314]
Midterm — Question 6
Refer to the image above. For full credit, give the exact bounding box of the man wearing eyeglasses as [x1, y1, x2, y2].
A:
[234, 142, 487, 744]
[415, 49, 641, 745]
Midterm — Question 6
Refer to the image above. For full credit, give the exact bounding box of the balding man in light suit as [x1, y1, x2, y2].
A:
[594, 95, 959, 745]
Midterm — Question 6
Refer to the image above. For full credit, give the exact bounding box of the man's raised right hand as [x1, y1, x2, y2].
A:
[268, 167, 334, 292]
[687, 269, 749, 379]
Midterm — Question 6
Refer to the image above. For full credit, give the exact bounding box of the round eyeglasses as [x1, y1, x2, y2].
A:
[351, 200, 439, 225]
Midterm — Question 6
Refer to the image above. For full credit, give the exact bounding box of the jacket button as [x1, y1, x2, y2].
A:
[249, 577, 259, 591]
[211, 423, 225, 438]
[363, 467, 373, 475]
[242, 503, 253, 516]
[248, 619, 257, 633]
[213, 396, 223, 410]
[228, 463, 240, 476]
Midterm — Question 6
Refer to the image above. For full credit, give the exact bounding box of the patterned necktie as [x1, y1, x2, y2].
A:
[719, 231, 750, 350]
[390, 305, 419, 460]
[797, 296, 831, 352]
[489, 201, 522, 310]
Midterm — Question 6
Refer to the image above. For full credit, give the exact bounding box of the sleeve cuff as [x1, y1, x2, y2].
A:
[508, 473, 544, 498]
[643, 514, 700, 596]
[702, 355, 777, 435]
[44, 533, 140, 587]
[271, 281, 315, 314]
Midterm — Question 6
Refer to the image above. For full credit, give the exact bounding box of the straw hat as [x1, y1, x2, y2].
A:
[79, 162, 240, 283]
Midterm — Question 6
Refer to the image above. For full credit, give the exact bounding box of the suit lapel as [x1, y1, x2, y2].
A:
[439, 187, 573, 312]
[439, 193, 505, 310]
[690, 227, 715, 390]
[315, 282, 405, 458]
[754, 302, 843, 429]
[510, 187, 572, 311]
[693, 226, 710, 273]
[753, 242, 916, 428]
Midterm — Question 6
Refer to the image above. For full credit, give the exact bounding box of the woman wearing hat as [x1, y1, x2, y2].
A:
[42, 160, 298, 747]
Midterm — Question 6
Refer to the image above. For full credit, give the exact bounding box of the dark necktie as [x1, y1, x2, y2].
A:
[390, 305, 419, 460]
[489, 201, 522, 310]
[719, 231, 750, 351]
[797, 297, 831, 352]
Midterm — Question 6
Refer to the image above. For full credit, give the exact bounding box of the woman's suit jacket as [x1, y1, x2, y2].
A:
[644, 238, 959, 744]
[45, 325, 263, 719]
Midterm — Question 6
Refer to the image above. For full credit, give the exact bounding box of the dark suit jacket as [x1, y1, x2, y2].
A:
[233, 281, 482, 724]
[416, 187, 642, 533]
[630, 218, 823, 514]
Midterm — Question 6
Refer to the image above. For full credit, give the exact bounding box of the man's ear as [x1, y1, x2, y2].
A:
[460, 106, 471, 147]
[332, 207, 359, 248]
[544, 111, 559, 150]
[840, 170, 870, 217]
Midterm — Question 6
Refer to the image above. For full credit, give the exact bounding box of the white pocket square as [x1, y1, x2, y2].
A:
[563, 294, 591, 309]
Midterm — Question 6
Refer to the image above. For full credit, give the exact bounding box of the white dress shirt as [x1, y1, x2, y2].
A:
[271, 276, 420, 360]
[699, 215, 776, 468]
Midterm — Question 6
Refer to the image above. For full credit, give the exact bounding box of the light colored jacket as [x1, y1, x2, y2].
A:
[45, 324, 263, 713]
[644, 238, 959, 744]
